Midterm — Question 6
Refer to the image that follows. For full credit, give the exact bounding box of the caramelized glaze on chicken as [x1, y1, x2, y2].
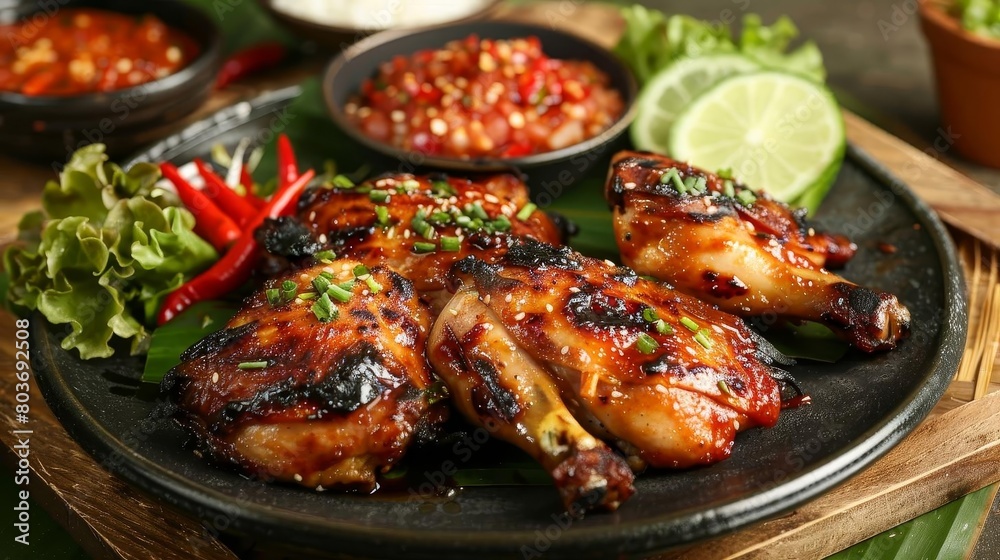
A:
[430, 288, 635, 511]
[296, 172, 563, 306]
[434, 238, 793, 470]
[606, 151, 910, 353]
[164, 261, 437, 490]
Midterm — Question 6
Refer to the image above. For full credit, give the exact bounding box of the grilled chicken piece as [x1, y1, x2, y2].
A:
[163, 261, 437, 490]
[295, 172, 564, 308]
[445, 238, 792, 469]
[429, 288, 635, 512]
[605, 151, 910, 353]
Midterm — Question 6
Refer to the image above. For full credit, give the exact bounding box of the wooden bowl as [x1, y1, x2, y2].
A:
[920, 0, 1000, 167]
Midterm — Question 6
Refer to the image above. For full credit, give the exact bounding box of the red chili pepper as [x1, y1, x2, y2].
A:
[240, 167, 265, 209]
[159, 162, 242, 251]
[193, 158, 258, 229]
[215, 42, 288, 90]
[277, 133, 299, 189]
[157, 169, 316, 325]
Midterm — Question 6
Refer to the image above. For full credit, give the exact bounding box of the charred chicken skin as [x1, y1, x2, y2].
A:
[431, 238, 794, 472]
[606, 151, 910, 353]
[164, 261, 436, 490]
[430, 288, 636, 511]
[295, 172, 564, 307]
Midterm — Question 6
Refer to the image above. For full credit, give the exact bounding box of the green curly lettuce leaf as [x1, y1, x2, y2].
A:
[4, 144, 217, 359]
[614, 7, 826, 86]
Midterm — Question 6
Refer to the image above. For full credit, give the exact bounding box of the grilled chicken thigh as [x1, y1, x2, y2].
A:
[430, 288, 635, 511]
[296, 172, 563, 308]
[164, 261, 437, 490]
[606, 151, 910, 353]
[432, 238, 793, 471]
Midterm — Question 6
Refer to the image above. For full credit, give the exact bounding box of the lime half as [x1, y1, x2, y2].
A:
[631, 54, 760, 152]
[669, 71, 845, 203]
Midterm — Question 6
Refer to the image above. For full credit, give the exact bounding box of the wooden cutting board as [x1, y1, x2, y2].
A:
[0, 3, 998, 559]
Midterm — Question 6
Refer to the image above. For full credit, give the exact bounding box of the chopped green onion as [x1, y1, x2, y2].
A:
[635, 333, 659, 354]
[201, 315, 214, 329]
[314, 249, 336, 263]
[365, 275, 383, 293]
[683, 176, 698, 192]
[659, 168, 678, 184]
[455, 215, 472, 227]
[695, 329, 714, 350]
[312, 275, 331, 294]
[516, 202, 537, 221]
[492, 215, 511, 231]
[338, 279, 356, 291]
[723, 180, 736, 198]
[655, 319, 672, 334]
[718, 379, 734, 397]
[238, 360, 268, 370]
[311, 293, 337, 322]
[375, 205, 391, 226]
[266, 288, 281, 306]
[297, 292, 317, 300]
[441, 236, 461, 252]
[432, 180, 455, 196]
[413, 241, 437, 253]
[401, 179, 420, 191]
[468, 202, 490, 221]
[280, 280, 297, 301]
[717, 167, 733, 179]
[680, 316, 699, 332]
[642, 307, 659, 322]
[469, 218, 484, 230]
[670, 172, 687, 195]
[429, 211, 452, 224]
[414, 221, 436, 240]
[331, 174, 354, 189]
[691, 177, 707, 194]
[319, 271, 334, 280]
[736, 190, 757, 207]
[369, 189, 390, 203]
[327, 283, 353, 302]
[353, 264, 370, 278]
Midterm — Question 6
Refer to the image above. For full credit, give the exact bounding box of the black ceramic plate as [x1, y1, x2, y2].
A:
[31, 88, 966, 559]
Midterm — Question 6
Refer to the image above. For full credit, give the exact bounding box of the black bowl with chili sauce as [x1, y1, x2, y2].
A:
[0, 0, 221, 163]
[323, 21, 638, 198]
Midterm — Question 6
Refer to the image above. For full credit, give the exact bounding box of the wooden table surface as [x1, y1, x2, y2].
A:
[2, 2, 1000, 559]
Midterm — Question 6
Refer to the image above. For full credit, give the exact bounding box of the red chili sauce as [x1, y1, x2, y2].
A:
[346, 34, 625, 159]
[0, 9, 199, 96]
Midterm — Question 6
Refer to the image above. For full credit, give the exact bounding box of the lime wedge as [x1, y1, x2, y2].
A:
[631, 54, 760, 152]
[669, 71, 845, 203]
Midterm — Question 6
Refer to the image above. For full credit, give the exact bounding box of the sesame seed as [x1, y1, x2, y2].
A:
[655, 384, 668, 394]
[390, 110, 405, 123]
[508, 111, 525, 129]
[404, 229, 411, 239]
[449, 308, 459, 316]
[299, 273, 309, 281]
[734, 420, 741, 431]
[430, 118, 448, 136]
[484, 194, 500, 204]
[483, 294, 491, 304]
[211, 372, 219, 383]
[308, 211, 317, 221]
[293, 473, 303, 482]
[317, 233, 328, 244]
[604, 259, 616, 267]
[569, 286, 581, 293]
[514, 312, 526, 321]
[545, 303, 553, 312]
[611, 390, 623, 398]
[505, 294, 513, 303]
[623, 181, 636, 189]
[560, 346, 569, 355]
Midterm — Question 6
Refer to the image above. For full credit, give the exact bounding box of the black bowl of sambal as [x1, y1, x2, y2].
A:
[0, 0, 221, 162]
[323, 21, 638, 198]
